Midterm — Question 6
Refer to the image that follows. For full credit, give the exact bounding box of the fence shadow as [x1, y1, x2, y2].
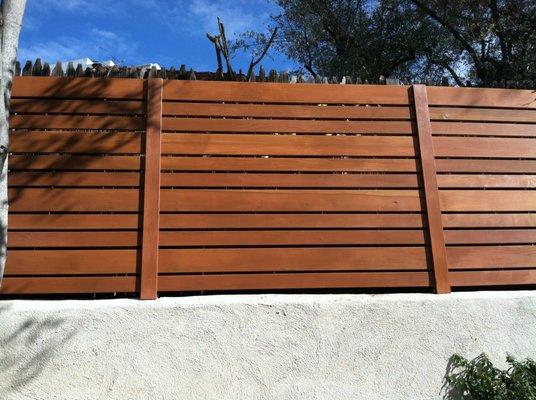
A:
[0, 304, 77, 395]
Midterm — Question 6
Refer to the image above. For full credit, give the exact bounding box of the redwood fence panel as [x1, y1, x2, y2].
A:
[1, 77, 535, 297]
[4, 77, 145, 295]
[427, 86, 536, 288]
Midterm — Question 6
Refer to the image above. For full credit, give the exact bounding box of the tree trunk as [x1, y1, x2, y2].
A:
[0, 0, 26, 285]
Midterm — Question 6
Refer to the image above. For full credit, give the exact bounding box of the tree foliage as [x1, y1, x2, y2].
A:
[257, 0, 536, 87]
[444, 353, 536, 400]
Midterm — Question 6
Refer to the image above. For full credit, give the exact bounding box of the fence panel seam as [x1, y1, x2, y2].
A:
[140, 78, 163, 299]
[412, 84, 451, 293]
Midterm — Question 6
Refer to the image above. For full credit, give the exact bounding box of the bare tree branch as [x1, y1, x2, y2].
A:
[206, 33, 223, 72]
[246, 27, 278, 80]
[410, 0, 484, 79]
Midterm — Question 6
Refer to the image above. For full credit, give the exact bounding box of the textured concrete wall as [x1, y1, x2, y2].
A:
[1, 291, 535, 400]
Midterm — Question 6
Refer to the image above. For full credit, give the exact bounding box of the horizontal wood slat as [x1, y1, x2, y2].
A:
[161, 133, 418, 156]
[158, 230, 427, 246]
[436, 159, 536, 174]
[430, 107, 536, 123]
[9, 231, 139, 247]
[161, 156, 419, 172]
[427, 86, 536, 109]
[444, 229, 536, 244]
[158, 247, 430, 273]
[160, 189, 424, 212]
[0, 276, 138, 294]
[163, 81, 411, 104]
[447, 246, 536, 269]
[9, 171, 142, 187]
[158, 272, 431, 291]
[440, 190, 536, 212]
[5, 249, 138, 275]
[434, 137, 536, 158]
[160, 173, 420, 188]
[431, 121, 536, 137]
[12, 76, 145, 99]
[11, 98, 145, 114]
[159, 214, 426, 229]
[9, 188, 141, 211]
[162, 118, 413, 135]
[442, 213, 536, 228]
[10, 115, 145, 130]
[10, 131, 142, 154]
[437, 174, 536, 188]
[163, 102, 412, 119]
[9, 214, 140, 230]
[9, 155, 143, 170]
[450, 270, 536, 287]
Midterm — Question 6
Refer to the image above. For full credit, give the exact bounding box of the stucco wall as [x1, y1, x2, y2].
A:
[1, 291, 535, 400]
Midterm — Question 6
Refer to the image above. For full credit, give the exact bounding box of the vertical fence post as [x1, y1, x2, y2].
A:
[412, 85, 451, 294]
[140, 78, 163, 299]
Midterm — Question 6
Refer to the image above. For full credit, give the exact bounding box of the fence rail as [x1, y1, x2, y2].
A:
[2, 76, 536, 298]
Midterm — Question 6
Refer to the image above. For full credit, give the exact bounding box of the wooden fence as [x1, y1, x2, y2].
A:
[1, 76, 535, 298]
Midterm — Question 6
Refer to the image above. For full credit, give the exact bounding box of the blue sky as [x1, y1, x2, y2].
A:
[19, 0, 298, 72]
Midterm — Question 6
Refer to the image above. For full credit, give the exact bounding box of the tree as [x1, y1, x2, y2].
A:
[207, 18, 278, 81]
[411, 0, 536, 87]
[0, 0, 26, 284]
[270, 0, 536, 87]
[272, 0, 432, 81]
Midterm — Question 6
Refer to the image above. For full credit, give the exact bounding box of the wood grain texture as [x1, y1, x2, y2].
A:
[436, 159, 536, 173]
[161, 133, 418, 156]
[10, 115, 145, 130]
[9, 214, 140, 230]
[140, 78, 163, 300]
[440, 190, 536, 212]
[159, 230, 427, 246]
[437, 174, 536, 188]
[162, 118, 413, 135]
[450, 270, 536, 287]
[160, 189, 424, 212]
[9, 231, 139, 247]
[161, 156, 420, 172]
[9, 171, 141, 187]
[0, 276, 138, 294]
[434, 136, 536, 158]
[431, 121, 536, 137]
[163, 80, 411, 104]
[427, 86, 536, 108]
[4, 249, 138, 275]
[442, 213, 536, 228]
[159, 213, 426, 229]
[9, 155, 143, 170]
[447, 246, 536, 269]
[158, 247, 430, 273]
[11, 98, 145, 114]
[10, 131, 142, 154]
[413, 85, 450, 293]
[163, 102, 412, 119]
[12, 76, 145, 99]
[160, 173, 420, 188]
[9, 188, 141, 212]
[444, 229, 536, 244]
[430, 107, 536, 123]
[158, 272, 431, 291]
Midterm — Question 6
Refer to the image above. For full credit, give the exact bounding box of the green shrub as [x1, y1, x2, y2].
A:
[444, 353, 536, 400]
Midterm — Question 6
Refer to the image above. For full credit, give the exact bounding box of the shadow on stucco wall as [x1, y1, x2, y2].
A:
[441, 355, 463, 400]
[0, 304, 77, 395]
